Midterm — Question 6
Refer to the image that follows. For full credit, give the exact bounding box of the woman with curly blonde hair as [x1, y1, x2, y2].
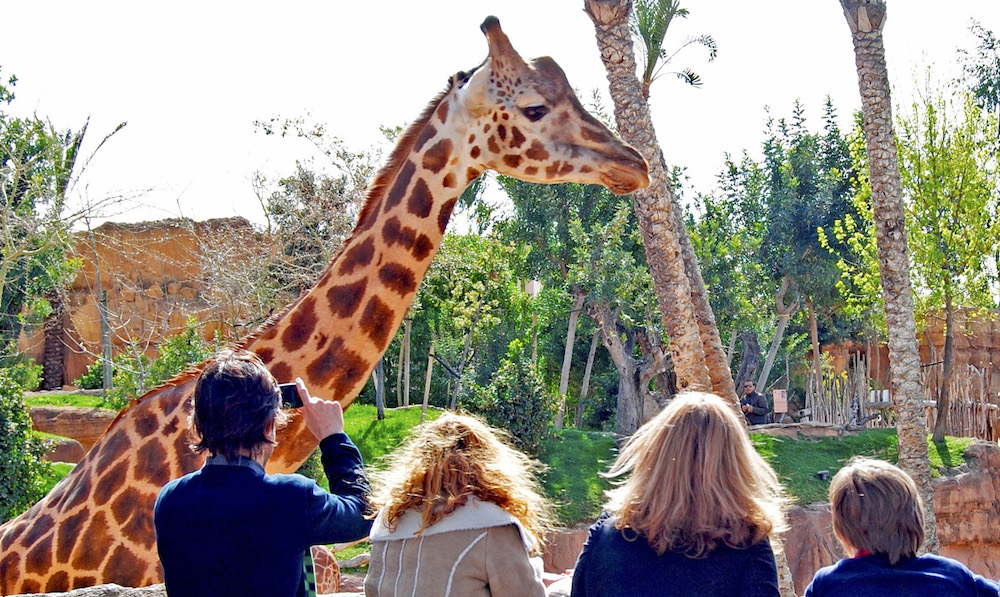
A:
[571, 391, 788, 597]
[364, 412, 553, 597]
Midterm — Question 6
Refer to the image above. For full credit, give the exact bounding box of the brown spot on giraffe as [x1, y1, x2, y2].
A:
[546, 161, 562, 179]
[72, 512, 112, 570]
[281, 297, 318, 352]
[59, 474, 91, 514]
[412, 234, 435, 261]
[438, 198, 457, 234]
[407, 178, 434, 218]
[162, 417, 179, 436]
[502, 154, 523, 169]
[316, 333, 329, 351]
[525, 166, 538, 176]
[133, 409, 159, 437]
[526, 140, 549, 161]
[422, 139, 452, 174]
[136, 440, 167, 484]
[497, 124, 507, 141]
[102, 545, 146, 587]
[413, 125, 437, 153]
[580, 165, 593, 173]
[436, 100, 449, 124]
[383, 216, 417, 250]
[57, 511, 90, 563]
[442, 173, 456, 188]
[19, 579, 41, 593]
[487, 136, 500, 154]
[466, 168, 482, 183]
[338, 237, 376, 276]
[326, 279, 368, 319]
[94, 460, 129, 507]
[306, 338, 368, 398]
[25, 533, 53, 575]
[470, 146, 481, 159]
[379, 263, 418, 297]
[256, 347, 275, 364]
[45, 570, 70, 593]
[560, 162, 575, 176]
[115, 490, 155, 547]
[360, 296, 394, 350]
[510, 127, 526, 148]
[385, 161, 416, 211]
[96, 431, 129, 471]
[269, 361, 293, 385]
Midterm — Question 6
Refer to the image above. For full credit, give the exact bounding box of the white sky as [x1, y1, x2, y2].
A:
[1, 0, 998, 228]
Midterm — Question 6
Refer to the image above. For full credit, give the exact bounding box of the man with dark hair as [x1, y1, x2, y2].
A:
[154, 349, 371, 597]
[739, 380, 769, 425]
[805, 457, 998, 596]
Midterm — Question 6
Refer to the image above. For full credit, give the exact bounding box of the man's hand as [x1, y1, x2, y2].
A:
[741, 404, 751, 413]
[294, 378, 345, 440]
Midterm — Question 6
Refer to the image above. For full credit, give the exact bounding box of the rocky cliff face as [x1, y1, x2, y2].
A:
[18, 218, 268, 385]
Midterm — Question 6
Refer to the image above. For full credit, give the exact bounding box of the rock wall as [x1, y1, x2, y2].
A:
[18, 218, 268, 385]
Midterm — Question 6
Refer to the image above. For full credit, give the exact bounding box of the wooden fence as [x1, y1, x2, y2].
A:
[802, 353, 999, 441]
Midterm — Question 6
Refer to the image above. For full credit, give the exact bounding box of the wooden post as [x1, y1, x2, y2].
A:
[421, 344, 435, 424]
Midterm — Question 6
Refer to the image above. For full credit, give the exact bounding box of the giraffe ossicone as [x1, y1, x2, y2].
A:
[0, 16, 648, 594]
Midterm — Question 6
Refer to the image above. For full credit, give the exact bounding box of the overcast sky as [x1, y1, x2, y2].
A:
[1, 0, 997, 228]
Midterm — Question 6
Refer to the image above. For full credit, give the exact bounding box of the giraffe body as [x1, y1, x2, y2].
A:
[0, 17, 648, 593]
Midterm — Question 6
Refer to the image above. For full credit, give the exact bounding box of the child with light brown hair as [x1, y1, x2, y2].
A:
[804, 457, 998, 596]
[364, 412, 553, 597]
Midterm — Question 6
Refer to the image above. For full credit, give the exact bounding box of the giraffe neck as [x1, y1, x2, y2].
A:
[249, 91, 473, 405]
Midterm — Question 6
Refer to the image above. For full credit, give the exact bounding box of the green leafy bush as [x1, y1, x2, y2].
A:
[102, 317, 223, 409]
[0, 343, 43, 392]
[468, 338, 558, 454]
[73, 360, 107, 390]
[0, 368, 49, 523]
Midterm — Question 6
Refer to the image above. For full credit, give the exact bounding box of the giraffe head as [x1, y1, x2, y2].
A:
[455, 17, 649, 194]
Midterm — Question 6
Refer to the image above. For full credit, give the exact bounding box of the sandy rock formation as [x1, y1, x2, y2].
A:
[29, 406, 118, 453]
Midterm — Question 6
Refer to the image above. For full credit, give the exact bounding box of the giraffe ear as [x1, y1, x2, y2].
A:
[459, 61, 492, 118]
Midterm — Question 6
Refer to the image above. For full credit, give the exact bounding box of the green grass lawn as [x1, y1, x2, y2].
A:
[752, 429, 974, 505]
[23, 392, 112, 409]
[25, 392, 976, 526]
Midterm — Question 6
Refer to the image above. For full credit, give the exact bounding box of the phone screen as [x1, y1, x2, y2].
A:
[278, 382, 303, 408]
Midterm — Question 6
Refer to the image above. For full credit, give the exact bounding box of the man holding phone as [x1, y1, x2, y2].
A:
[154, 349, 371, 596]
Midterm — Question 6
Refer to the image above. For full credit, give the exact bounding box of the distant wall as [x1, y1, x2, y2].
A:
[18, 217, 268, 386]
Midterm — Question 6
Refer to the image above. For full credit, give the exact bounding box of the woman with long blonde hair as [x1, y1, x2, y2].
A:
[364, 413, 553, 597]
[571, 391, 788, 597]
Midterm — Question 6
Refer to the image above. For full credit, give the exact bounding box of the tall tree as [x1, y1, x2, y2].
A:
[1, 68, 124, 354]
[585, 0, 733, 398]
[839, 0, 938, 552]
[897, 89, 999, 442]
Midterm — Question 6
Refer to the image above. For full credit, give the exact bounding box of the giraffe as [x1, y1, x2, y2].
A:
[0, 16, 649, 594]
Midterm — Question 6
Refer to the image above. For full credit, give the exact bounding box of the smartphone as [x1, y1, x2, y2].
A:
[278, 382, 303, 409]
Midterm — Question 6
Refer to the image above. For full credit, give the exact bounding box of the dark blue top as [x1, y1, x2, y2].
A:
[570, 514, 779, 597]
[154, 433, 371, 597]
[804, 553, 1000, 597]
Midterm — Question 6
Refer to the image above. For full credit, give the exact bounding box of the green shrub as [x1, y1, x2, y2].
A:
[102, 317, 224, 409]
[468, 338, 558, 454]
[73, 360, 107, 390]
[0, 344, 43, 392]
[0, 368, 49, 523]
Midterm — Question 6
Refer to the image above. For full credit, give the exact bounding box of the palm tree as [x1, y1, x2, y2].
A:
[839, 0, 939, 552]
[584, 0, 735, 399]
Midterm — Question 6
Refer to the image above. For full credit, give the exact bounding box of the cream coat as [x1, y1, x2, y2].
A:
[364, 498, 546, 597]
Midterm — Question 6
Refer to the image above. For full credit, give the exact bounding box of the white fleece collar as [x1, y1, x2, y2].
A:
[369, 497, 536, 552]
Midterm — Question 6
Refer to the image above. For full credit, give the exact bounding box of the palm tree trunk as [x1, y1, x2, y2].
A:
[840, 0, 938, 553]
[584, 0, 717, 395]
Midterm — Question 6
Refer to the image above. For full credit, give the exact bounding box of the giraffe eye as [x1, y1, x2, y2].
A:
[520, 105, 549, 122]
